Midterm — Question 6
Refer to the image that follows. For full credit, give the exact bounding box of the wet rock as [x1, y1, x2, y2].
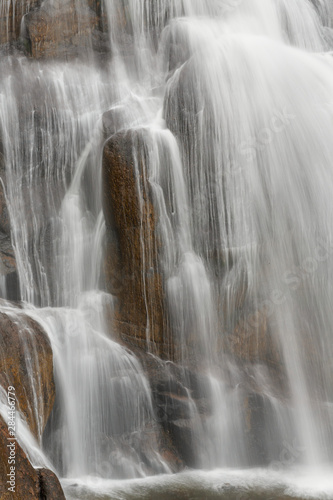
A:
[162, 20, 192, 76]
[0, 309, 55, 440]
[0, 415, 40, 499]
[164, 59, 224, 261]
[23, 0, 99, 59]
[155, 392, 194, 421]
[38, 467, 66, 500]
[243, 391, 273, 465]
[224, 310, 282, 368]
[0, 415, 65, 499]
[0, 232, 16, 276]
[87, 0, 108, 32]
[103, 129, 173, 357]
[0, 308, 63, 497]
[0, 0, 40, 46]
[118, 343, 211, 468]
[0, 152, 17, 284]
[103, 107, 132, 139]
[164, 418, 198, 468]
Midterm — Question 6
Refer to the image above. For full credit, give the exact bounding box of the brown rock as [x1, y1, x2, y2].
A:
[103, 129, 173, 357]
[0, 0, 40, 46]
[0, 307, 64, 498]
[0, 416, 65, 499]
[0, 415, 40, 499]
[86, 0, 108, 31]
[24, 0, 98, 59]
[0, 310, 55, 441]
[38, 467, 66, 500]
[225, 310, 281, 367]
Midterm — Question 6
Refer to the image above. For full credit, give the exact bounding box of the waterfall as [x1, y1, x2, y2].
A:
[1, 0, 333, 498]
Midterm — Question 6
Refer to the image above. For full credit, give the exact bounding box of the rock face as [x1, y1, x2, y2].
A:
[38, 468, 66, 500]
[0, 414, 40, 499]
[102, 127, 217, 466]
[0, 416, 65, 499]
[0, 190, 16, 276]
[0, 151, 18, 300]
[0, 309, 55, 441]
[103, 129, 174, 358]
[0, 0, 40, 46]
[101, 124, 289, 469]
[128, 344, 212, 468]
[0, 0, 110, 57]
[23, 0, 99, 59]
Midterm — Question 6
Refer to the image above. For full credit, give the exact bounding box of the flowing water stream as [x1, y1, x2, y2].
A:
[1, 0, 333, 498]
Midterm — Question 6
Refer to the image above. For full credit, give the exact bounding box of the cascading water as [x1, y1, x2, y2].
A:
[1, 0, 333, 498]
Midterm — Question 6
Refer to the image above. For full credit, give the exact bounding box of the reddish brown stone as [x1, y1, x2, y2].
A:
[103, 129, 173, 357]
[0, 311, 55, 441]
[24, 0, 98, 59]
[0, 0, 40, 46]
[38, 468, 65, 500]
[0, 415, 39, 500]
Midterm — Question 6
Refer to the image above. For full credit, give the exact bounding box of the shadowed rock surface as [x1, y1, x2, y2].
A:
[0, 150, 17, 294]
[38, 467, 66, 500]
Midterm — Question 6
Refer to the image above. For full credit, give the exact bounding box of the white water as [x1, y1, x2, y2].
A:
[62, 468, 333, 500]
[0, 0, 333, 497]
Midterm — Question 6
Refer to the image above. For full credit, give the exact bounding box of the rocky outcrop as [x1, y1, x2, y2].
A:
[224, 310, 283, 369]
[0, 306, 64, 499]
[0, 414, 39, 499]
[0, 308, 55, 441]
[103, 129, 174, 358]
[0, 416, 65, 499]
[23, 0, 100, 59]
[0, 0, 110, 56]
[0, 186, 16, 275]
[0, 0, 40, 46]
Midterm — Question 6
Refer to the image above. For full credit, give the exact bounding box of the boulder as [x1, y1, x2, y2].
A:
[0, 309, 55, 441]
[0, 307, 65, 498]
[103, 129, 173, 357]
